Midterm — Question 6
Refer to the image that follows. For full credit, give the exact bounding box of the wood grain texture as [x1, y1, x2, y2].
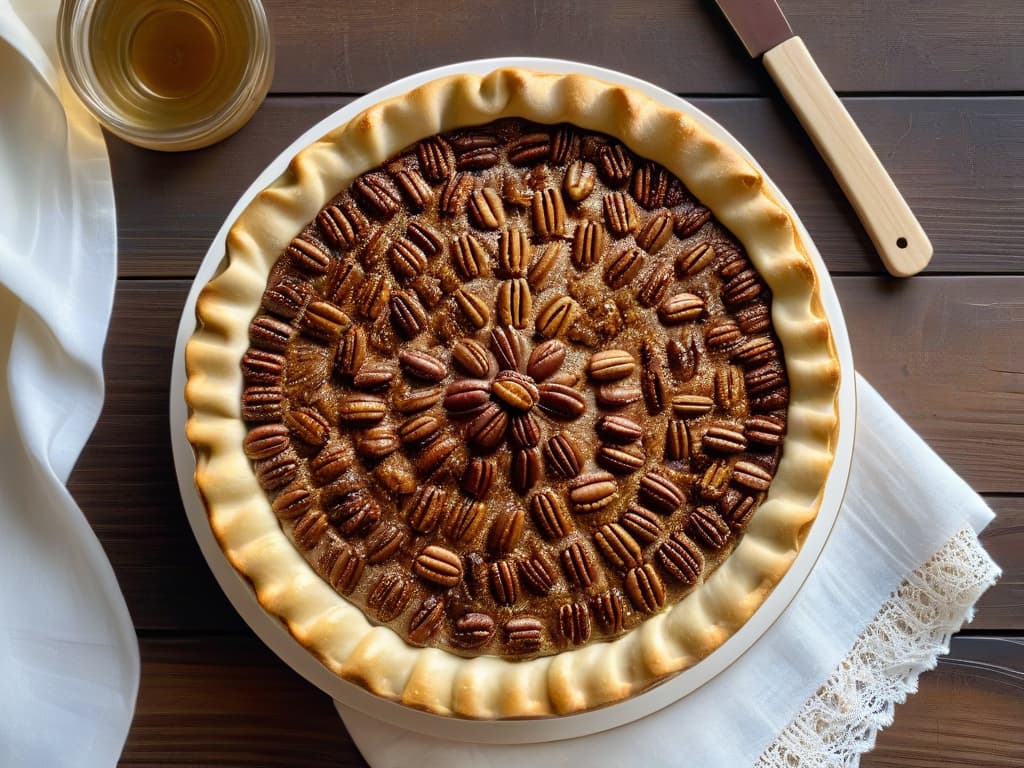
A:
[106, 96, 1024, 278]
[119, 635, 1022, 766]
[70, 281, 245, 633]
[126, 636, 364, 767]
[834, 277, 1024, 493]
[976, 498, 1024, 631]
[70, 278, 1022, 632]
[865, 637, 1024, 767]
[257, 0, 1024, 95]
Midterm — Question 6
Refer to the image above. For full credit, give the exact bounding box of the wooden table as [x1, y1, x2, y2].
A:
[75, 1, 1023, 764]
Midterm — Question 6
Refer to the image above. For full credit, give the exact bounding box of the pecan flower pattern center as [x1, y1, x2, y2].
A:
[443, 327, 580, 486]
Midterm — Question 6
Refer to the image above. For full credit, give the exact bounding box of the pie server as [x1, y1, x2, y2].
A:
[715, 0, 932, 277]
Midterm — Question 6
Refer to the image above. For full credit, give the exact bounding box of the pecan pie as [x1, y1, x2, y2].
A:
[185, 69, 840, 718]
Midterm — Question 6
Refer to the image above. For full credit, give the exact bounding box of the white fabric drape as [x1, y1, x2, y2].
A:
[0, 1, 138, 765]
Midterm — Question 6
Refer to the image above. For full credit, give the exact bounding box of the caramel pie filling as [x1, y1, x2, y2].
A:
[239, 118, 789, 659]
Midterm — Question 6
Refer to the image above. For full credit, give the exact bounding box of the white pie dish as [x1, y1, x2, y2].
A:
[169, 57, 856, 744]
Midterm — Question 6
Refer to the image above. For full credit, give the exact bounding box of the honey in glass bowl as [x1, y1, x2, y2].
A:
[58, 0, 274, 151]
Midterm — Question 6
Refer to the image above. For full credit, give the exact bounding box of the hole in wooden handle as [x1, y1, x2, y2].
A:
[896, 237, 908, 249]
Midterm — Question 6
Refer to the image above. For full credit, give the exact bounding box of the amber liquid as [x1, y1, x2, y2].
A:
[88, 0, 253, 131]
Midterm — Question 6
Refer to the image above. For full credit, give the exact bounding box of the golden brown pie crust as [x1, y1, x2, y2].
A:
[185, 69, 840, 718]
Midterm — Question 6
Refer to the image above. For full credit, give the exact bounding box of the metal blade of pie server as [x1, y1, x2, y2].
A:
[715, 0, 795, 58]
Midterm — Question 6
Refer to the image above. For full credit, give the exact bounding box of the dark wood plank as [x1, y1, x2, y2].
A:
[123, 636, 364, 767]
[834, 277, 1023, 493]
[975, 497, 1024, 633]
[120, 635, 1022, 766]
[107, 96, 1024, 278]
[864, 637, 1024, 767]
[69, 281, 245, 632]
[259, 0, 1024, 95]
[74, 279, 1023, 631]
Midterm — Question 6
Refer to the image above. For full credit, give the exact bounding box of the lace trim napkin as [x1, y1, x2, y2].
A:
[758, 528, 998, 767]
[338, 375, 1000, 767]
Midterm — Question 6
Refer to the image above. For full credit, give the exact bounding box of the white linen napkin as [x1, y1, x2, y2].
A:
[0, 1, 138, 766]
[339, 374, 1000, 767]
